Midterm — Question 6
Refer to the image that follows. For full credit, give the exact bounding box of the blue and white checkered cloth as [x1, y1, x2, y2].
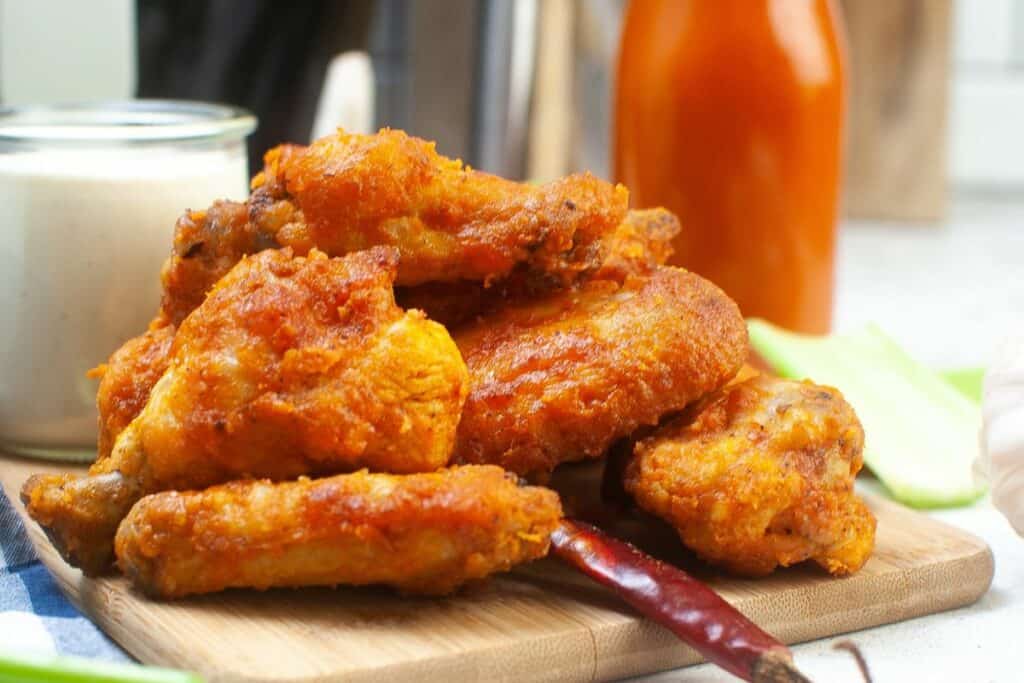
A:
[0, 488, 128, 661]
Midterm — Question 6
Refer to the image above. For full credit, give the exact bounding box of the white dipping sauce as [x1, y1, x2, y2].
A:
[0, 102, 253, 459]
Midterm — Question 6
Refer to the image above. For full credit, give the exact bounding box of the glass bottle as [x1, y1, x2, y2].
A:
[615, 0, 846, 333]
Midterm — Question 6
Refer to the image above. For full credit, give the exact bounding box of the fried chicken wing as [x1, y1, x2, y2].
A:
[250, 129, 627, 286]
[451, 266, 747, 480]
[159, 199, 270, 326]
[115, 465, 561, 599]
[96, 132, 626, 455]
[395, 208, 682, 328]
[159, 129, 627, 326]
[624, 375, 876, 577]
[24, 247, 468, 574]
[90, 322, 174, 460]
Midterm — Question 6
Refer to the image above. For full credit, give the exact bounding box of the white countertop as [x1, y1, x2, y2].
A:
[636, 194, 1024, 683]
[834, 195, 1024, 369]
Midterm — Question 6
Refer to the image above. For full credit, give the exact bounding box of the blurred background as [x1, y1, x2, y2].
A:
[4, 0, 1019, 192]
[1, 0, 1020, 366]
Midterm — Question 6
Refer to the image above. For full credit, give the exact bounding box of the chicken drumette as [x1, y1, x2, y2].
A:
[24, 247, 468, 575]
[116, 465, 562, 599]
[161, 128, 628, 324]
[624, 374, 876, 577]
[93, 129, 627, 459]
[452, 265, 748, 480]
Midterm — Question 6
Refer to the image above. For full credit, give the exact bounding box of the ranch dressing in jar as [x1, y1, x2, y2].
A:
[0, 101, 255, 460]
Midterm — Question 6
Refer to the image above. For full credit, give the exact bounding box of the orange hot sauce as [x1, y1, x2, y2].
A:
[615, 0, 846, 333]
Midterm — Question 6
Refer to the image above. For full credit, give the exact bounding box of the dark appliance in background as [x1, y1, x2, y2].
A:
[136, 0, 536, 178]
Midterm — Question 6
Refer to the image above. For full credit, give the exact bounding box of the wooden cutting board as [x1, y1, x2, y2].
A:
[0, 454, 993, 683]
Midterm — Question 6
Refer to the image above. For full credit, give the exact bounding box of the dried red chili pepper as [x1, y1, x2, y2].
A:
[550, 519, 811, 683]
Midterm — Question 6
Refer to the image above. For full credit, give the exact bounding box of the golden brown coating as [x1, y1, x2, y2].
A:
[90, 322, 174, 460]
[395, 208, 682, 329]
[101, 201, 265, 451]
[158, 130, 627, 329]
[115, 465, 562, 599]
[111, 131, 627, 443]
[451, 266, 748, 480]
[24, 247, 468, 575]
[592, 207, 680, 282]
[250, 129, 628, 286]
[22, 470, 143, 576]
[624, 375, 876, 577]
[159, 199, 272, 326]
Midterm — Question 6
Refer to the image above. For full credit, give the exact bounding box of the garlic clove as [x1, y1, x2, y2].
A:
[980, 336, 1024, 537]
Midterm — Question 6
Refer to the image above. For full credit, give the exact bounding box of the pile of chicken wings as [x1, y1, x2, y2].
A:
[23, 129, 875, 599]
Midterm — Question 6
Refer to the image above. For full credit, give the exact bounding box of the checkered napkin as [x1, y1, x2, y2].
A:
[0, 489, 128, 661]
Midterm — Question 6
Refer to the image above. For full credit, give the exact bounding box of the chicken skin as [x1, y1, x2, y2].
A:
[395, 207, 682, 329]
[158, 199, 264, 327]
[624, 375, 876, 577]
[159, 129, 627, 324]
[248, 129, 627, 286]
[93, 128, 627, 456]
[452, 266, 747, 480]
[24, 247, 468, 575]
[592, 207, 680, 282]
[115, 465, 562, 599]
[90, 323, 174, 461]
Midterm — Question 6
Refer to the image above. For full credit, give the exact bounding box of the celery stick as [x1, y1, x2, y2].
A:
[0, 650, 202, 683]
[747, 319, 986, 508]
[940, 367, 984, 404]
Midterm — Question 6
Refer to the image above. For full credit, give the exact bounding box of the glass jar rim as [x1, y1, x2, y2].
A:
[0, 100, 256, 145]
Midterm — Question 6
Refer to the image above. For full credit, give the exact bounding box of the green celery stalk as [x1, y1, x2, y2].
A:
[0, 650, 202, 683]
[940, 367, 985, 404]
[747, 319, 986, 508]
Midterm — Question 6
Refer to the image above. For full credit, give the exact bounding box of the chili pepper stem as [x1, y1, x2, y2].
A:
[834, 640, 873, 683]
[751, 649, 813, 683]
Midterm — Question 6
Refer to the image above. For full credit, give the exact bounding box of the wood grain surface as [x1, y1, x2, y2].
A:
[1, 454, 993, 683]
[841, 0, 953, 221]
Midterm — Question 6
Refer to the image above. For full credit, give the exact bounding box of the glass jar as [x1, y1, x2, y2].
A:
[615, 0, 846, 333]
[0, 101, 255, 460]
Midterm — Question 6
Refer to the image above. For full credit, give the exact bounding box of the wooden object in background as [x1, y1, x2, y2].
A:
[1, 455, 993, 683]
[527, 0, 574, 181]
[406, 0, 480, 162]
[841, 0, 953, 221]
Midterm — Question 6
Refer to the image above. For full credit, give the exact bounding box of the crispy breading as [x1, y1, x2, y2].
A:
[158, 129, 627, 328]
[115, 466, 562, 599]
[159, 199, 268, 326]
[250, 129, 627, 286]
[592, 207, 680, 282]
[451, 266, 747, 480]
[100, 132, 627, 453]
[624, 375, 876, 577]
[24, 247, 468, 575]
[396, 208, 682, 329]
[90, 322, 174, 460]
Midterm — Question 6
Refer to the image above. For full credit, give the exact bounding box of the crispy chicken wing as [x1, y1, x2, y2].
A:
[451, 266, 747, 480]
[94, 128, 626, 456]
[115, 465, 562, 599]
[159, 129, 627, 324]
[158, 199, 269, 326]
[249, 129, 627, 286]
[624, 375, 876, 577]
[395, 208, 682, 329]
[90, 322, 174, 460]
[24, 247, 468, 574]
